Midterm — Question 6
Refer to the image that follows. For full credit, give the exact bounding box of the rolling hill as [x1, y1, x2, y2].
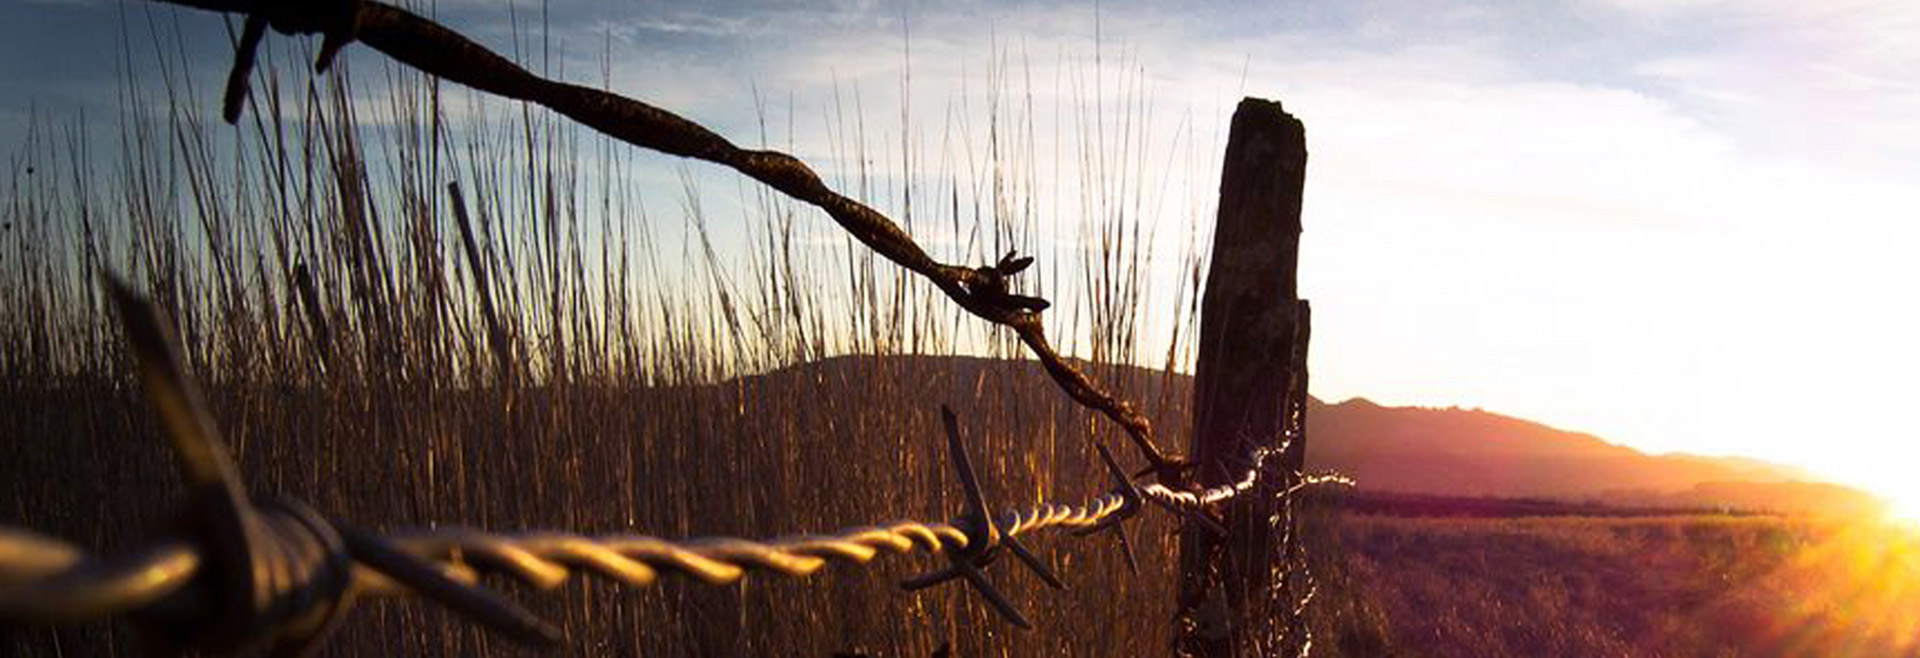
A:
[1304, 397, 1881, 514]
[773, 356, 1877, 514]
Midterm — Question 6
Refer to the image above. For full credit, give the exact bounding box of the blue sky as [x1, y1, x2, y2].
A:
[4, 0, 1918, 501]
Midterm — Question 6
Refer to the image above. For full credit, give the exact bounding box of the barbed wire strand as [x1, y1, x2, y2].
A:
[153, 0, 1181, 481]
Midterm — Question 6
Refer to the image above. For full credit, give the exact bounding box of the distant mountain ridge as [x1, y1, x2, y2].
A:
[755, 355, 1876, 515]
[1307, 398, 1783, 494]
[1302, 397, 1874, 514]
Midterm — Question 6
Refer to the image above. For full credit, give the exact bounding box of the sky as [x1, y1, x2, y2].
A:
[3, 0, 1917, 501]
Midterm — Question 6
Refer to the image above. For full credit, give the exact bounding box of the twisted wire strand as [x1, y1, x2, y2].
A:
[0, 442, 1354, 653]
[372, 493, 1134, 596]
[361, 492, 1134, 595]
[0, 488, 1144, 620]
[0, 528, 202, 622]
[1138, 436, 1357, 514]
[0, 466, 1344, 623]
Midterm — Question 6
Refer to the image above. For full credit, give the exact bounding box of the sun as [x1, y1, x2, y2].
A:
[1874, 483, 1920, 528]
[1811, 461, 1920, 528]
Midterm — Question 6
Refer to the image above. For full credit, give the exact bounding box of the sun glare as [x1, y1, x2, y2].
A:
[1874, 484, 1920, 528]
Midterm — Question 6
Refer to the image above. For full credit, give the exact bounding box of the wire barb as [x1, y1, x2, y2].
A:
[216, 0, 365, 123]
[896, 406, 1033, 629]
[221, 15, 267, 124]
[339, 527, 562, 647]
[1073, 444, 1143, 575]
[103, 275, 364, 653]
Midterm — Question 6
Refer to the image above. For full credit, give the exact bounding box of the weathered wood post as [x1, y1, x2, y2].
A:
[1176, 97, 1311, 657]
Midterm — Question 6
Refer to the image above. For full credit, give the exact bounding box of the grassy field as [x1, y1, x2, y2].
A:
[16, 12, 1909, 658]
[1305, 502, 1920, 657]
[0, 18, 1225, 656]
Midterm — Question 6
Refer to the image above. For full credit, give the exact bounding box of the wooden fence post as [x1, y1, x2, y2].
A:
[1176, 97, 1311, 657]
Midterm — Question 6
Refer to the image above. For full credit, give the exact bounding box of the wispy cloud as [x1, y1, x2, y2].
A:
[1600, 0, 1920, 171]
[602, 15, 762, 39]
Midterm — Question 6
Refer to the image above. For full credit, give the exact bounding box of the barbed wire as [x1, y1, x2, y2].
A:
[0, 281, 1349, 653]
[152, 0, 1184, 483]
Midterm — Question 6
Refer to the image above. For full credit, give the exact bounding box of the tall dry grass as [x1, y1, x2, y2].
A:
[1, 9, 1226, 657]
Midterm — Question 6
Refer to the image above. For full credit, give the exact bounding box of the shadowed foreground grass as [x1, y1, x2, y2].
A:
[2, 357, 1196, 656]
[1307, 510, 1920, 657]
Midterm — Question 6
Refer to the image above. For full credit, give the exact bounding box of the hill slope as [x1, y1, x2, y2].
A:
[774, 356, 1866, 512]
[1308, 398, 1785, 496]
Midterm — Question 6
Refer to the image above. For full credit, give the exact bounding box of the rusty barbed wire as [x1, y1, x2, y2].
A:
[0, 279, 1346, 653]
[146, 0, 1183, 482]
